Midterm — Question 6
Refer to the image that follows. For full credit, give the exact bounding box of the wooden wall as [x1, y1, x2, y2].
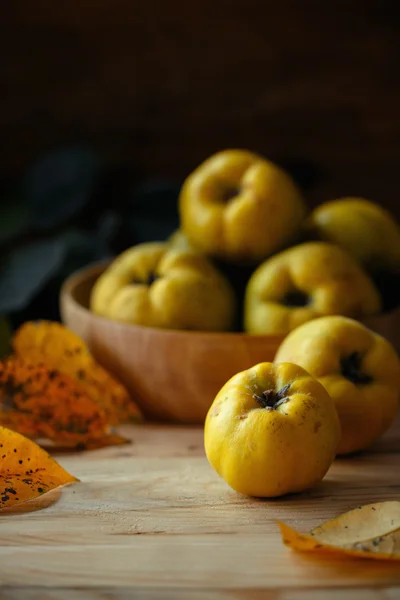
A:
[1, 1, 400, 212]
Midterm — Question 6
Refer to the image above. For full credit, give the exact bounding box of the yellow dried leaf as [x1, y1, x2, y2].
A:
[0, 357, 128, 449]
[278, 501, 400, 561]
[0, 425, 78, 509]
[13, 321, 142, 424]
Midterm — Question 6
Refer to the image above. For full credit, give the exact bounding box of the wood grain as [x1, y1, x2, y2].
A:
[1, 1, 400, 215]
[2, 588, 400, 600]
[0, 416, 399, 594]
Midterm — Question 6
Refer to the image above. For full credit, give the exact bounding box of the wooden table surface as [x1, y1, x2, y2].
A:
[0, 415, 399, 599]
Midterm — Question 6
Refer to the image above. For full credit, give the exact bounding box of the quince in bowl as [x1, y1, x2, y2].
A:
[179, 149, 306, 264]
[90, 242, 237, 332]
[244, 242, 382, 336]
[305, 197, 400, 274]
[305, 197, 400, 312]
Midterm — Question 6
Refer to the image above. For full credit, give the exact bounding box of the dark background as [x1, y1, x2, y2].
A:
[0, 0, 399, 337]
[2, 1, 400, 207]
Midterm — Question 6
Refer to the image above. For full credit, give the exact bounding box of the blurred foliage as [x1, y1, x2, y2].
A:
[0, 145, 181, 331]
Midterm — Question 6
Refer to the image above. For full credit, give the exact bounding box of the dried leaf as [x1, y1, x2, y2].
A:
[13, 321, 141, 424]
[278, 501, 400, 561]
[0, 425, 77, 509]
[0, 357, 127, 449]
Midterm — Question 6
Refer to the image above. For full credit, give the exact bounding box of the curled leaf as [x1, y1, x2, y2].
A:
[278, 501, 400, 561]
[0, 425, 77, 509]
[13, 321, 141, 424]
[0, 357, 127, 449]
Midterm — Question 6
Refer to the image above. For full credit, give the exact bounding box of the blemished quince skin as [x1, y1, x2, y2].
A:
[204, 361, 340, 497]
[244, 242, 381, 335]
[275, 316, 400, 455]
[179, 149, 306, 264]
[90, 242, 236, 331]
[305, 197, 400, 273]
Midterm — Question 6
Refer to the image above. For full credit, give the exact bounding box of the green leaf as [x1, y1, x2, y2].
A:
[131, 179, 181, 217]
[0, 197, 30, 244]
[0, 317, 12, 358]
[96, 211, 121, 242]
[127, 215, 178, 244]
[127, 180, 180, 242]
[24, 146, 102, 230]
[55, 226, 112, 280]
[0, 239, 66, 314]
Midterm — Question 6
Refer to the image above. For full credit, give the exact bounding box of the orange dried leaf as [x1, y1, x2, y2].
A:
[0, 425, 77, 509]
[278, 501, 400, 561]
[0, 357, 128, 449]
[13, 321, 142, 424]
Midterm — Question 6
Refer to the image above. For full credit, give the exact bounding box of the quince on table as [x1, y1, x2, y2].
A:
[204, 362, 340, 497]
[275, 316, 400, 455]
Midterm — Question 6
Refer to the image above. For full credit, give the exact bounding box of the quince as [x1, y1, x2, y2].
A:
[306, 197, 400, 273]
[90, 242, 236, 331]
[204, 361, 340, 497]
[179, 149, 306, 264]
[275, 316, 400, 455]
[168, 229, 197, 253]
[244, 242, 381, 335]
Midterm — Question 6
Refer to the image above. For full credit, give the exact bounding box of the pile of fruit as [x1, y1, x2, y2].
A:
[90, 149, 400, 334]
[88, 148, 400, 499]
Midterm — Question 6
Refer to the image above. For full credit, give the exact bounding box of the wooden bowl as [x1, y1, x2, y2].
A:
[60, 263, 282, 423]
[60, 263, 400, 424]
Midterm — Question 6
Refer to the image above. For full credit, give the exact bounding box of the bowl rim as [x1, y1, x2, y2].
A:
[60, 261, 284, 341]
